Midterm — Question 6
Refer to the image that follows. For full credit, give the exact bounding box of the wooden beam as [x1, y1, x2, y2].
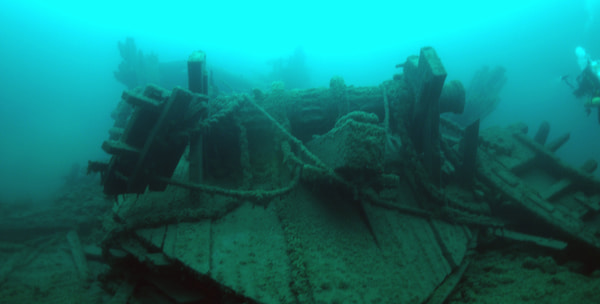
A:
[404, 47, 447, 185]
[187, 51, 208, 186]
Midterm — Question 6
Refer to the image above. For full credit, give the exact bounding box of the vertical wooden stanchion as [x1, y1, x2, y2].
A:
[188, 51, 207, 191]
[404, 47, 447, 186]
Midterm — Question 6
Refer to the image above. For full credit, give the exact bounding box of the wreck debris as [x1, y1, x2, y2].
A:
[79, 46, 600, 303]
[478, 123, 600, 250]
[90, 47, 487, 303]
[534, 120, 551, 145]
[187, 50, 208, 95]
[0, 236, 61, 288]
[188, 50, 209, 195]
[546, 132, 571, 152]
[425, 232, 478, 304]
[489, 228, 567, 250]
[403, 47, 447, 186]
[91, 85, 207, 195]
[66, 230, 90, 283]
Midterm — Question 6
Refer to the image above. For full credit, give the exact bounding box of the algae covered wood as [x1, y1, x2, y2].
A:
[98, 46, 480, 303]
[210, 203, 295, 303]
[127, 182, 473, 304]
[404, 47, 447, 185]
[128, 87, 195, 193]
[97, 85, 198, 195]
[478, 123, 600, 250]
[276, 186, 472, 303]
[132, 202, 295, 303]
[306, 111, 386, 176]
[66, 230, 89, 282]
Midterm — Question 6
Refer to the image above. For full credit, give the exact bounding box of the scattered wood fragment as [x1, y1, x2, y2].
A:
[67, 230, 90, 282]
[490, 228, 567, 250]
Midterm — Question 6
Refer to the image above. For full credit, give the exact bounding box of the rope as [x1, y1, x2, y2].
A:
[155, 165, 302, 203]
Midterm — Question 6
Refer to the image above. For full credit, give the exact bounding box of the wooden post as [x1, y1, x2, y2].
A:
[330, 76, 348, 118]
[404, 47, 447, 186]
[188, 51, 207, 95]
[66, 230, 90, 284]
[188, 51, 208, 185]
[547, 133, 570, 152]
[534, 121, 550, 145]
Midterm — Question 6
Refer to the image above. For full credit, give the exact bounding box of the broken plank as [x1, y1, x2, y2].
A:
[102, 140, 140, 157]
[66, 230, 89, 282]
[541, 178, 573, 201]
[425, 257, 472, 304]
[490, 228, 567, 250]
[361, 201, 458, 302]
[122, 90, 161, 111]
[162, 223, 178, 258]
[429, 219, 471, 268]
[128, 87, 194, 193]
[108, 127, 124, 139]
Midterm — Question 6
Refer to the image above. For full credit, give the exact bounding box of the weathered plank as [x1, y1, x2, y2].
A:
[429, 219, 471, 268]
[162, 223, 179, 258]
[129, 87, 194, 193]
[272, 185, 470, 304]
[66, 230, 89, 282]
[210, 202, 295, 304]
[122, 89, 162, 110]
[491, 228, 567, 250]
[170, 221, 211, 274]
[101, 140, 140, 157]
[541, 178, 573, 201]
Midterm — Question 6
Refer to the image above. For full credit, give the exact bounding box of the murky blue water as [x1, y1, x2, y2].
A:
[1, 0, 599, 203]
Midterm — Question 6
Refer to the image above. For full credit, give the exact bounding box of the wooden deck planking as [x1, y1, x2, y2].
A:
[210, 202, 295, 304]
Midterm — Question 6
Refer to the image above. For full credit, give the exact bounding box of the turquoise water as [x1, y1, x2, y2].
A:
[1, 0, 599, 202]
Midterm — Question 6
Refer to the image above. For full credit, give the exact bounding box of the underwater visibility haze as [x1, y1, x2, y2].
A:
[1, 0, 600, 206]
[4, 1, 600, 303]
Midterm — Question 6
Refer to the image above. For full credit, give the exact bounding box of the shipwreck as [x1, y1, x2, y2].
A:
[77, 46, 600, 303]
